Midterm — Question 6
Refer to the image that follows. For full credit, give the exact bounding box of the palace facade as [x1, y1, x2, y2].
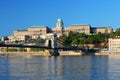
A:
[3, 18, 113, 43]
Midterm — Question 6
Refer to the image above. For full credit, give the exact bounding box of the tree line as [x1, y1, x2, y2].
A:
[58, 29, 120, 48]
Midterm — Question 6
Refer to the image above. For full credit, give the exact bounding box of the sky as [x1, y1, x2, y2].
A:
[0, 0, 120, 38]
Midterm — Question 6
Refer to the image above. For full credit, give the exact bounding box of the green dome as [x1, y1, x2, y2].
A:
[57, 18, 63, 22]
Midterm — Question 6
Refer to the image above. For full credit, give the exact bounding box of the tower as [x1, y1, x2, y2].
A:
[56, 18, 64, 37]
[56, 18, 64, 28]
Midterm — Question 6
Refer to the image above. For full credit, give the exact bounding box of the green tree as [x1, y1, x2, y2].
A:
[59, 30, 111, 48]
[79, 39, 84, 47]
[85, 35, 94, 44]
[114, 28, 120, 36]
[69, 31, 74, 37]
[31, 48, 44, 52]
[71, 38, 79, 46]
[19, 48, 25, 52]
[79, 33, 86, 38]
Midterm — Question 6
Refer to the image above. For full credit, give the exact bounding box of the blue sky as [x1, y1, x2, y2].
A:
[0, 0, 120, 38]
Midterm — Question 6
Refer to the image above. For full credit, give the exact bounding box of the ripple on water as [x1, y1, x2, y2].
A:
[0, 56, 119, 80]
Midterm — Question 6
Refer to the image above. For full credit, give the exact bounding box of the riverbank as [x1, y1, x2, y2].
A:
[0, 52, 45, 57]
[0, 51, 82, 56]
[95, 51, 120, 56]
[60, 51, 82, 56]
[1, 51, 120, 57]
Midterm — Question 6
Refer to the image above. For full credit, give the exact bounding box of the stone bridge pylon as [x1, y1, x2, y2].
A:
[44, 33, 59, 56]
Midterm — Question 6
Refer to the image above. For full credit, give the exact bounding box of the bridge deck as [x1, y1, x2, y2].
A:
[0, 44, 86, 50]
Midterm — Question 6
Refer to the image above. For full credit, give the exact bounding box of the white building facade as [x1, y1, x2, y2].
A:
[109, 37, 120, 52]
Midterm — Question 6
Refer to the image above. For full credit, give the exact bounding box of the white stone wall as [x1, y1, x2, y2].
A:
[109, 38, 120, 51]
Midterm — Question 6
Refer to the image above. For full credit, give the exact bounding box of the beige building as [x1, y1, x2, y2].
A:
[7, 35, 28, 42]
[66, 24, 91, 34]
[13, 26, 50, 41]
[93, 27, 113, 33]
[109, 37, 120, 52]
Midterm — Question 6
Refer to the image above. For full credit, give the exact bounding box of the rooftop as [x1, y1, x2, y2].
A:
[94, 26, 112, 29]
[29, 26, 47, 28]
[71, 24, 90, 26]
[15, 30, 27, 31]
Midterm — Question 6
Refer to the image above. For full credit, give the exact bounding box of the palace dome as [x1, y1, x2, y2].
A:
[57, 18, 63, 22]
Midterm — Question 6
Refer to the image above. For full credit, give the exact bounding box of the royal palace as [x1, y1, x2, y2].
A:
[2, 18, 113, 43]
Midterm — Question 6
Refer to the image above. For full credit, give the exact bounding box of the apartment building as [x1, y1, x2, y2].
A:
[109, 37, 120, 52]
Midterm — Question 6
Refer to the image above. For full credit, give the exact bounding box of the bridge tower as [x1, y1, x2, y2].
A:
[45, 33, 59, 56]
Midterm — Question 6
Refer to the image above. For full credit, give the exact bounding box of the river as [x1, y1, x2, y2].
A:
[0, 55, 120, 80]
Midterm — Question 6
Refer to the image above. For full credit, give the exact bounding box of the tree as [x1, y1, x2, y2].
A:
[61, 36, 72, 47]
[69, 31, 74, 37]
[85, 35, 94, 44]
[19, 48, 25, 52]
[114, 28, 120, 36]
[79, 39, 84, 47]
[15, 40, 18, 43]
[59, 30, 112, 48]
[71, 38, 79, 46]
[79, 33, 86, 38]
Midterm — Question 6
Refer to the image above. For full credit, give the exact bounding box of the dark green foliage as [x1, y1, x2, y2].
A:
[114, 28, 120, 36]
[31, 48, 44, 52]
[71, 38, 79, 46]
[59, 31, 113, 47]
[19, 48, 25, 52]
[7, 48, 17, 52]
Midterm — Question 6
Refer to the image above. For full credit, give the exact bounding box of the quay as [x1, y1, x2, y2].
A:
[0, 51, 82, 57]
[1, 51, 120, 57]
[95, 51, 120, 56]
[0, 52, 44, 57]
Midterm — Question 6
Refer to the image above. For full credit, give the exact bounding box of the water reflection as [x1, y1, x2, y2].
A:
[0, 55, 119, 80]
[108, 56, 120, 80]
[57, 56, 109, 80]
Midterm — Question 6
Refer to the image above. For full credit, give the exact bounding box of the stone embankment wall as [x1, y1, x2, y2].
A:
[0, 51, 82, 56]
[95, 51, 120, 56]
[0, 51, 45, 56]
[59, 51, 82, 56]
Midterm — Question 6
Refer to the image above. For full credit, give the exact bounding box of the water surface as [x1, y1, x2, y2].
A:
[0, 56, 120, 80]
